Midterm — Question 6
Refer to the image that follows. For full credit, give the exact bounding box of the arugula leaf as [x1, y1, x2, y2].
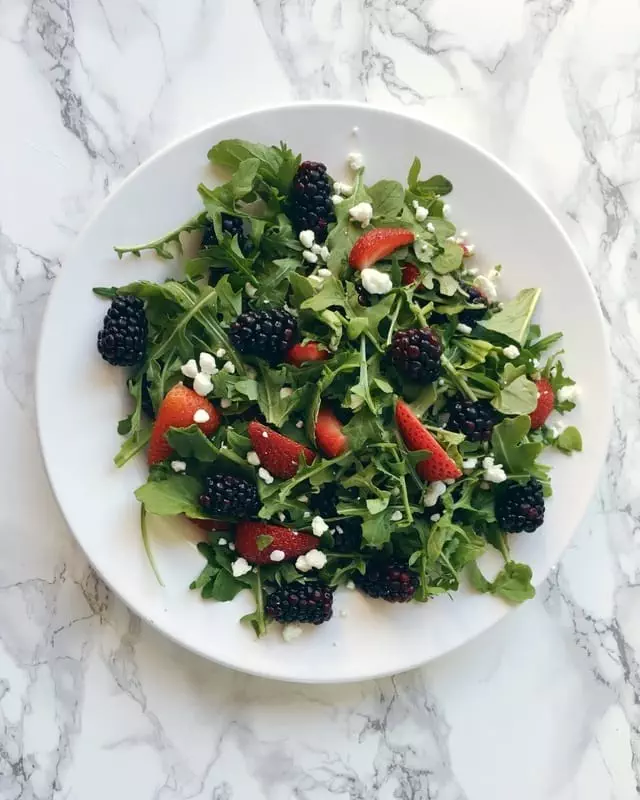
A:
[257, 365, 308, 427]
[300, 277, 347, 313]
[407, 158, 453, 197]
[491, 416, 544, 476]
[135, 474, 204, 517]
[368, 180, 405, 218]
[207, 139, 300, 196]
[114, 214, 206, 259]
[478, 288, 541, 345]
[555, 426, 583, 453]
[362, 509, 396, 547]
[492, 364, 538, 415]
[166, 426, 251, 473]
[432, 241, 463, 275]
[468, 561, 535, 603]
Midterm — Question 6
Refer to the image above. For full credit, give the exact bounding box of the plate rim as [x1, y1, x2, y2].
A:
[35, 100, 613, 682]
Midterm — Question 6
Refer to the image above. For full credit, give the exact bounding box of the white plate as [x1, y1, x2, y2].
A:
[36, 103, 611, 683]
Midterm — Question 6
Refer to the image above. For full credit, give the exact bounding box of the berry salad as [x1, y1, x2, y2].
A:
[94, 140, 583, 638]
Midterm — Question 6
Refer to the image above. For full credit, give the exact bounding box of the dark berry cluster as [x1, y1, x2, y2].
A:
[495, 479, 545, 533]
[355, 560, 419, 603]
[390, 328, 442, 383]
[458, 284, 489, 327]
[97, 295, 147, 367]
[447, 398, 500, 442]
[199, 474, 260, 518]
[229, 308, 297, 364]
[266, 582, 334, 624]
[202, 214, 251, 256]
[289, 161, 335, 243]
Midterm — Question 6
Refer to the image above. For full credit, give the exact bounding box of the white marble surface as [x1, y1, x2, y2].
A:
[1, 0, 639, 797]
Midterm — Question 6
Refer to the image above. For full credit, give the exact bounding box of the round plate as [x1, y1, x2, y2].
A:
[36, 103, 611, 683]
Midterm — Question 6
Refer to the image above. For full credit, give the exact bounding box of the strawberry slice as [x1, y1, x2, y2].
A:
[395, 399, 462, 482]
[401, 263, 421, 286]
[148, 383, 221, 465]
[315, 407, 348, 458]
[529, 378, 554, 430]
[286, 341, 330, 367]
[235, 520, 318, 564]
[349, 228, 415, 271]
[248, 421, 315, 479]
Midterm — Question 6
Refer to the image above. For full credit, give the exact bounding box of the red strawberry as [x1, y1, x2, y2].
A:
[395, 400, 462, 482]
[286, 341, 330, 367]
[248, 421, 315, 479]
[235, 520, 318, 565]
[349, 228, 415, 270]
[148, 383, 221, 465]
[529, 378, 554, 430]
[401, 263, 421, 286]
[315, 407, 348, 458]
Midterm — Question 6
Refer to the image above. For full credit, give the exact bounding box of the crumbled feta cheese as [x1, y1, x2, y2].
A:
[502, 345, 520, 360]
[464, 267, 479, 277]
[473, 275, 498, 303]
[361, 267, 393, 295]
[444, 478, 456, 486]
[297, 495, 308, 504]
[465, 244, 476, 256]
[423, 480, 447, 507]
[220, 398, 231, 409]
[193, 373, 213, 396]
[247, 451, 261, 466]
[332, 194, 344, 205]
[279, 387, 293, 399]
[349, 202, 373, 227]
[277, 512, 285, 523]
[311, 515, 329, 537]
[442, 203, 451, 217]
[193, 409, 210, 424]
[295, 554, 312, 573]
[334, 181, 354, 196]
[317, 268, 332, 278]
[319, 246, 330, 261]
[347, 151, 365, 170]
[170, 460, 187, 473]
[303, 511, 311, 519]
[335, 525, 343, 534]
[346, 580, 355, 590]
[548, 419, 566, 438]
[390, 510, 403, 522]
[215, 348, 226, 359]
[430, 513, 441, 522]
[295, 420, 304, 429]
[231, 557, 252, 578]
[462, 457, 478, 472]
[426, 222, 436, 233]
[228, 542, 236, 551]
[557, 384, 581, 404]
[460, 230, 469, 238]
[258, 467, 274, 485]
[488, 267, 501, 281]
[482, 456, 507, 484]
[181, 359, 198, 379]
[199, 352, 216, 375]
[415, 205, 429, 222]
[282, 623, 303, 642]
[302, 249, 318, 264]
[412, 200, 419, 209]
[309, 245, 321, 257]
[222, 361, 235, 374]
[270, 549, 285, 562]
[245, 282, 257, 297]
[307, 549, 328, 569]
[218, 537, 227, 546]
[299, 229, 315, 249]
[457, 323, 473, 335]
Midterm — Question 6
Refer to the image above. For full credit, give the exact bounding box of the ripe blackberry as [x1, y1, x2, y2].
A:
[200, 474, 260, 518]
[357, 288, 372, 307]
[390, 327, 442, 383]
[289, 161, 335, 243]
[331, 519, 362, 553]
[309, 484, 338, 518]
[459, 284, 488, 327]
[266, 582, 334, 624]
[447, 398, 499, 442]
[202, 215, 251, 256]
[229, 308, 297, 364]
[495, 479, 545, 533]
[355, 560, 419, 603]
[97, 295, 147, 367]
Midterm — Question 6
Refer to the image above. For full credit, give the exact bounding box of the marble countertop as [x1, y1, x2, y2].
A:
[1, 1, 638, 797]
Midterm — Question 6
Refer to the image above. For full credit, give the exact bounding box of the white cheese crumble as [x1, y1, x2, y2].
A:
[426, 222, 436, 233]
[215, 347, 226, 358]
[279, 387, 293, 399]
[193, 373, 213, 397]
[220, 398, 231, 409]
[349, 202, 373, 227]
[193, 409, 210, 424]
[473, 274, 498, 303]
[347, 151, 365, 170]
[415, 205, 429, 222]
[317, 268, 332, 278]
[298, 495, 308, 504]
[277, 512, 285, 522]
[222, 361, 235, 374]
[282, 623, 303, 642]
[361, 267, 393, 295]
[346, 580, 355, 590]
[270, 549, 285, 562]
[462, 457, 478, 472]
[218, 538, 227, 546]
[170, 460, 187, 473]
[311, 515, 329, 537]
[548, 419, 566, 438]
[465, 244, 476, 256]
[557, 384, 581, 404]
[457, 323, 473, 335]
[442, 203, 451, 217]
[334, 181, 354, 196]
[199, 352, 216, 375]
[299, 229, 315, 249]
[502, 345, 520, 360]
[390, 510, 403, 522]
[332, 194, 344, 205]
[258, 467, 274, 485]
[231, 557, 252, 578]
[246, 451, 261, 466]
[302, 249, 318, 264]
[295, 420, 304, 429]
[181, 359, 198, 379]
[430, 513, 441, 522]
[482, 456, 507, 484]
[228, 542, 236, 551]
[296, 549, 327, 572]
[303, 511, 311, 519]
[245, 282, 257, 297]
[319, 245, 330, 261]
[423, 480, 447, 507]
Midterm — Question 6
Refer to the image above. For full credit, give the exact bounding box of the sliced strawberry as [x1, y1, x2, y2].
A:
[349, 228, 415, 271]
[395, 399, 462, 482]
[248, 421, 315, 479]
[286, 341, 330, 367]
[235, 521, 318, 564]
[315, 407, 348, 458]
[529, 378, 554, 430]
[148, 383, 221, 465]
[401, 263, 421, 286]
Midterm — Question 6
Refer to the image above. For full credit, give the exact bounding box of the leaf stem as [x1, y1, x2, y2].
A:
[140, 506, 165, 586]
[441, 355, 477, 402]
[253, 567, 267, 637]
[114, 213, 206, 259]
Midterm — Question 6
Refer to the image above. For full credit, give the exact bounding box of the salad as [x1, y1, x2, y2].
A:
[94, 139, 582, 639]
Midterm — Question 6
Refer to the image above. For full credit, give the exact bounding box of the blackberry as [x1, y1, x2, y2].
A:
[202, 215, 251, 256]
[266, 582, 334, 625]
[390, 327, 442, 383]
[289, 161, 335, 243]
[459, 285, 488, 327]
[309, 484, 338, 518]
[229, 308, 297, 364]
[447, 398, 499, 442]
[355, 560, 419, 603]
[200, 474, 260, 518]
[97, 295, 147, 367]
[331, 519, 362, 553]
[495, 479, 545, 533]
[357, 288, 372, 307]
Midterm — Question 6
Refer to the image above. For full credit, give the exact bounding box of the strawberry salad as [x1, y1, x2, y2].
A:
[94, 139, 582, 639]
